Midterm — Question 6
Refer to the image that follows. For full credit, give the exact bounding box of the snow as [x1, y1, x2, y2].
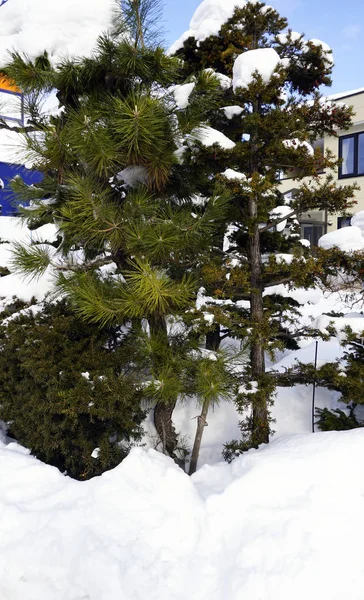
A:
[0, 0, 115, 64]
[0, 216, 58, 244]
[313, 314, 364, 338]
[233, 48, 281, 90]
[351, 210, 364, 234]
[318, 225, 364, 251]
[1, 430, 364, 598]
[168, 0, 247, 54]
[222, 168, 246, 180]
[309, 38, 334, 65]
[222, 105, 243, 119]
[0, 128, 25, 164]
[117, 166, 149, 188]
[214, 72, 232, 89]
[282, 138, 314, 156]
[190, 126, 236, 150]
[0, 211, 364, 598]
[0, 88, 22, 121]
[0, 217, 56, 307]
[273, 338, 344, 372]
[327, 87, 364, 100]
[269, 205, 294, 232]
[276, 31, 302, 44]
[173, 82, 196, 109]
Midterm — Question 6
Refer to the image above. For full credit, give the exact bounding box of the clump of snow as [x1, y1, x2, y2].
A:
[274, 253, 294, 264]
[222, 168, 246, 180]
[173, 82, 196, 109]
[309, 38, 334, 65]
[117, 166, 149, 188]
[276, 31, 302, 44]
[222, 105, 243, 119]
[282, 138, 314, 156]
[260, 4, 274, 14]
[91, 447, 100, 459]
[0, 0, 115, 64]
[269, 205, 294, 232]
[1, 431, 364, 598]
[351, 210, 364, 234]
[190, 126, 236, 150]
[318, 226, 364, 252]
[313, 314, 364, 338]
[214, 72, 232, 89]
[0, 129, 26, 165]
[168, 0, 247, 54]
[233, 48, 281, 90]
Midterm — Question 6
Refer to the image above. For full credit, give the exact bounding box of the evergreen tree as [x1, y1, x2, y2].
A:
[0, 0, 234, 468]
[172, 0, 358, 450]
[294, 335, 364, 431]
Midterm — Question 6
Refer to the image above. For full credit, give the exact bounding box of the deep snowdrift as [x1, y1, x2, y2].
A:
[1, 430, 364, 599]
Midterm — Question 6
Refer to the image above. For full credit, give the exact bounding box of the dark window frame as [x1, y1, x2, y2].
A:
[338, 132, 364, 179]
[337, 216, 351, 229]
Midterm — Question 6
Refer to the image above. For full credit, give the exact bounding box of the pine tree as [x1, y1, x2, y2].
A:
[172, 0, 358, 450]
[0, 0, 234, 468]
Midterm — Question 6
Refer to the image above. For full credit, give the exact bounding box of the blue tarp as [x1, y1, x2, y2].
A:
[0, 161, 43, 216]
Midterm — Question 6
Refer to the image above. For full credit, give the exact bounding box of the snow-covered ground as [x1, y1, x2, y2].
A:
[1, 429, 364, 599]
[0, 217, 363, 597]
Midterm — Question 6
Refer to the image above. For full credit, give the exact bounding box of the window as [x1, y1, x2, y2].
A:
[339, 133, 364, 178]
[301, 224, 324, 247]
[337, 216, 351, 229]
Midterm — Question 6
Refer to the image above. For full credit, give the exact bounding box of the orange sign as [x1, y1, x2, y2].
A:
[0, 74, 20, 93]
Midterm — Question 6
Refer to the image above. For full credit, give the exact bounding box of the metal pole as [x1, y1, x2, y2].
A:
[312, 340, 319, 433]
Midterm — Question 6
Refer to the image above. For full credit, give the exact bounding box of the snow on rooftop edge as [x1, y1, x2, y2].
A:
[327, 87, 364, 100]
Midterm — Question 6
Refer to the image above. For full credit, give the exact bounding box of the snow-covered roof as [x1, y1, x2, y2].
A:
[327, 87, 364, 100]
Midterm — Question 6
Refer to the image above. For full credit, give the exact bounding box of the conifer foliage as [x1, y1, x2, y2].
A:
[0, 0, 362, 471]
[0, 0, 234, 470]
[0, 300, 146, 479]
[172, 0, 358, 451]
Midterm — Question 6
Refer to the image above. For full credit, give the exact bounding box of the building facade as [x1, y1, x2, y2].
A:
[0, 75, 42, 215]
[279, 88, 364, 245]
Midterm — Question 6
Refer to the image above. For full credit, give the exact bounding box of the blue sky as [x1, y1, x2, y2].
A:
[163, 0, 364, 95]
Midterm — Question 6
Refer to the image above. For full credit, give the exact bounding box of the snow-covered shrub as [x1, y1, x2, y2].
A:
[0, 299, 146, 479]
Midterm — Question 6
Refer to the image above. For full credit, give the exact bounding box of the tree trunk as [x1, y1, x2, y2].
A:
[149, 315, 181, 464]
[189, 399, 209, 475]
[154, 399, 178, 457]
[249, 209, 270, 446]
[189, 324, 221, 475]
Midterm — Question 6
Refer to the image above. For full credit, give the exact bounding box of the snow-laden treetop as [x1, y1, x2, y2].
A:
[169, 0, 333, 70]
[169, 0, 248, 54]
[0, 0, 115, 64]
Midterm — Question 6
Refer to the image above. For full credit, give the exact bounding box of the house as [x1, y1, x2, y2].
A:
[0, 75, 42, 216]
[279, 88, 364, 245]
